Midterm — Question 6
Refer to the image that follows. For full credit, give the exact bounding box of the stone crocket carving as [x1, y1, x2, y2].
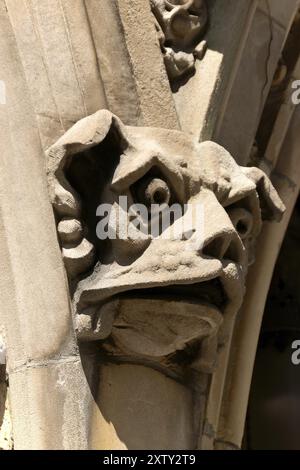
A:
[150, 0, 208, 81]
[47, 110, 285, 378]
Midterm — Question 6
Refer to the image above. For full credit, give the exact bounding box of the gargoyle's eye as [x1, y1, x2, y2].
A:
[134, 177, 171, 207]
[227, 207, 254, 240]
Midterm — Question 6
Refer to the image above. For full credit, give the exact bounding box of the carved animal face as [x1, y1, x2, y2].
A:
[47, 110, 284, 373]
[151, 0, 208, 49]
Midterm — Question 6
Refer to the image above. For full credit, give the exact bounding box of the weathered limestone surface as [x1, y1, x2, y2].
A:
[0, 0, 108, 449]
[90, 364, 195, 450]
[174, 0, 259, 140]
[216, 0, 300, 164]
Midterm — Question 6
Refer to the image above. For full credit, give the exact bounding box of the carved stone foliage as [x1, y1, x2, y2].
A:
[47, 110, 285, 378]
[150, 0, 208, 82]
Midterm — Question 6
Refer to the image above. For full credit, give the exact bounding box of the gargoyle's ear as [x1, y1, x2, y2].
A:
[46, 110, 130, 279]
[242, 167, 286, 222]
[47, 109, 129, 217]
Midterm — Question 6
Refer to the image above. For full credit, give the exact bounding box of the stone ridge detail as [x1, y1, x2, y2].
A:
[150, 0, 208, 82]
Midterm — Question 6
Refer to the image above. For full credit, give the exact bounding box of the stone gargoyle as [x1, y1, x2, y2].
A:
[47, 110, 285, 378]
[150, 0, 208, 81]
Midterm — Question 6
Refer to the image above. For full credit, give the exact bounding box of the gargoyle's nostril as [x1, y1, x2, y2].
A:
[228, 207, 254, 240]
[202, 234, 242, 264]
[222, 238, 243, 265]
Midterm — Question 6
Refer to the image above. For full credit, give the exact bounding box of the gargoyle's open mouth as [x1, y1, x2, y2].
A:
[95, 278, 227, 367]
[117, 278, 227, 313]
[76, 277, 229, 367]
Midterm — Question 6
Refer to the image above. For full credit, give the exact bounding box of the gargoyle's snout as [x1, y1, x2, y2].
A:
[180, 189, 246, 268]
[202, 229, 244, 266]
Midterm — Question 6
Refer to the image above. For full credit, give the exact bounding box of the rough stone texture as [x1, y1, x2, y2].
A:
[8, 359, 91, 450]
[0, 0, 105, 449]
[90, 364, 195, 450]
[116, 0, 180, 129]
[215, 1, 299, 164]
[174, 0, 258, 140]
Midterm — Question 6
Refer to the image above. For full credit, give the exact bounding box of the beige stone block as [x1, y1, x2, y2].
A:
[116, 0, 179, 129]
[174, 0, 257, 140]
[9, 359, 90, 450]
[90, 364, 195, 450]
[216, 8, 288, 165]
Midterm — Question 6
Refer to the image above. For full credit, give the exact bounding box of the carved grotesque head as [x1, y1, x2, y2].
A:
[150, 0, 208, 80]
[151, 0, 208, 49]
[47, 110, 284, 376]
